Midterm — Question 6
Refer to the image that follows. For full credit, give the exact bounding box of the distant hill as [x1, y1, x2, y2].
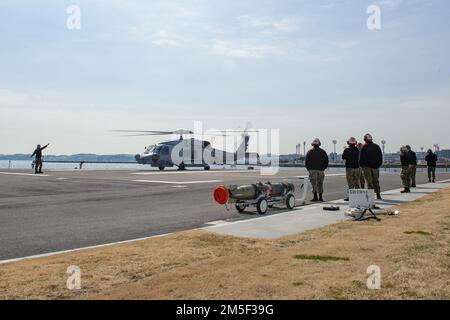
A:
[0, 154, 136, 162]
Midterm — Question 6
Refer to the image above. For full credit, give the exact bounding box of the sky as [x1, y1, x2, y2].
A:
[0, 0, 449, 155]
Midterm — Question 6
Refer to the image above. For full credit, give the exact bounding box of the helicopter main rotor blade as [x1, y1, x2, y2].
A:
[113, 130, 175, 134]
[119, 133, 171, 137]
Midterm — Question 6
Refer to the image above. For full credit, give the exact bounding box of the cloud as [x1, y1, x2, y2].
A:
[128, 26, 185, 48]
[211, 40, 284, 59]
[237, 15, 299, 32]
[319, 3, 337, 10]
[378, 0, 403, 9]
[151, 39, 181, 47]
[339, 41, 359, 49]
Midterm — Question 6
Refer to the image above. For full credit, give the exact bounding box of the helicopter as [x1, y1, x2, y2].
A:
[115, 129, 256, 170]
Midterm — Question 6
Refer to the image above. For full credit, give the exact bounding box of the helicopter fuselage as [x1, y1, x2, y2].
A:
[134, 136, 250, 170]
[134, 138, 213, 170]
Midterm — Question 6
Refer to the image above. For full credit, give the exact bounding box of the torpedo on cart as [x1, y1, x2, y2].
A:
[213, 181, 296, 215]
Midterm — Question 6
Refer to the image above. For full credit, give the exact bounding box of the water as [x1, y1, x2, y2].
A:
[0, 160, 267, 171]
[0, 160, 446, 173]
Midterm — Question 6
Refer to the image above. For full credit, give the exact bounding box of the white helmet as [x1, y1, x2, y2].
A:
[364, 133, 373, 142]
[347, 137, 357, 145]
[311, 138, 321, 146]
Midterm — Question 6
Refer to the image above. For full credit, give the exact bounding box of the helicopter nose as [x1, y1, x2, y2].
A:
[135, 154, 143, 163]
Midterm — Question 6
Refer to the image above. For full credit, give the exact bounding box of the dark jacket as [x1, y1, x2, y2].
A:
[31, 145, 48, 160]
[400, 152, 413, 166]
[408, 150, 417, 165]
[305, 147, 329, 171]
[342, 145, 360, 168]
[359, 142, 383, 169]
[425, 153, 438, 167]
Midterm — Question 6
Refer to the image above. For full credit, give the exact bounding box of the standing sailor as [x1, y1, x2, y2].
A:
[400, 146, 412, 193]
[305, 138, 329, 202]
[342, 137, 360, 201]
[359, 134, 383, 200]
[31, 143, 50, 174]
[425, 149, 438, 183]
[406, 145, 417, 187]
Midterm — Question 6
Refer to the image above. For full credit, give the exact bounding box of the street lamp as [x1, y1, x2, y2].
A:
[381, 140, 386, 153]
[434, 144, 439, 154]
[332, 140, 337, 161]
[381, 140, 386, 167]
[381, 139, 386, 160]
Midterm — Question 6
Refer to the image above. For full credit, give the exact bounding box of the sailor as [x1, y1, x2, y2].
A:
[405, 145, 417, 187]
[30, 143, 50, 174]
[359, 134, 383, 200]
[425, 149, 438, 183]
[342, 137, 360, 201]
[400, 146, 412, 193]
[305, 138, 329, 202]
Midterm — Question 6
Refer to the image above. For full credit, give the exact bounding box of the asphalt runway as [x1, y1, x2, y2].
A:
[1, 168, 449, 260]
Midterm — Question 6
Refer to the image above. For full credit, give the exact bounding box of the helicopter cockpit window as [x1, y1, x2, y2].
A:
[154, 146, 163, 154]
[161, 146, 170, 155]
[144, 145, 155, 154]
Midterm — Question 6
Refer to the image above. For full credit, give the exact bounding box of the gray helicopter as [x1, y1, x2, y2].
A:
[115, 129, 254, 170]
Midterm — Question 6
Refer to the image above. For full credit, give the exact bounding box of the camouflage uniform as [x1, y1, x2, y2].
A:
[409, 165, 417, 186]
[346, 168, 360, 189]
[401, 166, 411, 188]
[308, 170, 325, 194]
[362, 167, 381, 194]
[406, 149, 417, 186]
[359, 167, 366, 188]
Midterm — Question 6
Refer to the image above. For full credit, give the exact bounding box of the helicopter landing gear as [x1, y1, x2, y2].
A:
[204, 165, 210, 171]
[158, 166, 165, 171]
[178, 162, 186, 171]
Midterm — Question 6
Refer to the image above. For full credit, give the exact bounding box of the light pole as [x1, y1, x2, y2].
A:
[381, 140, 386, 154]
[420, 147, 424, 160]
[303, 141, 306, 156]
[434, 144, 439, 155]
[381, 140, 386, 163]
[332, 140, 337, 162]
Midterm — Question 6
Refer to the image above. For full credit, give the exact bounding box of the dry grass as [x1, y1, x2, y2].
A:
[1, 188, 449, 300]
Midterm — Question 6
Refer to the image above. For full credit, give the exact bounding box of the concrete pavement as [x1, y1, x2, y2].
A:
[205, 179, 450, 239]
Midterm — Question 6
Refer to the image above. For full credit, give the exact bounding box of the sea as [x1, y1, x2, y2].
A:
[0, 160, 446, 173]
[0, 160, 290, 172]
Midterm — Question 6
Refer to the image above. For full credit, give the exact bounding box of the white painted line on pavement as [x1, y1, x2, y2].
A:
[133, 179, 223, 184]
[131, 170, 253, 175]
[0, 172, 51, 177]
[292, 173, 346, 178]
[0, 232, 175, 266]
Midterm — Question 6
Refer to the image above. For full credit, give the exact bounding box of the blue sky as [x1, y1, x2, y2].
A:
[0, 0, 449, 154]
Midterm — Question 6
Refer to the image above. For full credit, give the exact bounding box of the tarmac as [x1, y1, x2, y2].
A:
[1, 167, 449, 261]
